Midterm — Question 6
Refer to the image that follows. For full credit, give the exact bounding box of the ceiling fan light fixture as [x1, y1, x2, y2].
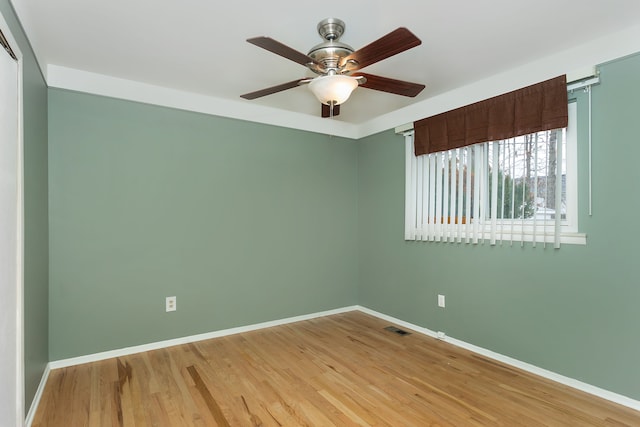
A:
[241, 20, 424, 118]
[308, 74, 359, 106]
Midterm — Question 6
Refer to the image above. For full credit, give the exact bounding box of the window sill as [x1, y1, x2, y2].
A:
[404, 231, 587, 246]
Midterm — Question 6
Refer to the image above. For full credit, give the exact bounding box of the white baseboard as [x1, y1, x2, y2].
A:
[44, 304, 640, 414]
[49, 306, 359, 369]
[24, 362, 51, 427]
[356, 305, 640, 412]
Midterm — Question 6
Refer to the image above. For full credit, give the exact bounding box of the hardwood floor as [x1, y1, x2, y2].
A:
[33, 311, 640, 426]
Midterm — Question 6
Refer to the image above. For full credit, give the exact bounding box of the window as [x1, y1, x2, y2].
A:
[405, 102, 585, 246]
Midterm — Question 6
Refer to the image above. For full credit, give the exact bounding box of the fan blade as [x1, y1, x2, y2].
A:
[353, 73, 425, 97]
[321, 103, 341, 118]
[247, 36, 319, 67]
[340, 28, 421, 71]
[241, 79, 308, 100]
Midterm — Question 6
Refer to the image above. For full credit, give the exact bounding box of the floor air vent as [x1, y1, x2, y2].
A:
[384, 326, 411, 336]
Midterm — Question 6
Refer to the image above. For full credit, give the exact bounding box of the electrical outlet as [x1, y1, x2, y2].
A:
[166, 296, 176, 312]
[438, 294, 446, 308]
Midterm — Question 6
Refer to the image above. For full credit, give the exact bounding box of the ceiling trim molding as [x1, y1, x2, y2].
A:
[46, 22, 640, 141]
[46, 65, 363, 139]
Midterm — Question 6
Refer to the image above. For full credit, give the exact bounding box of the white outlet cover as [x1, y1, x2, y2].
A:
[438, 294, 446, 308]
[166, 296, 176, 312]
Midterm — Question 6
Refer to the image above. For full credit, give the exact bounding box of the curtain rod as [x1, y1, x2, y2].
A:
[567, 76, 600, 92]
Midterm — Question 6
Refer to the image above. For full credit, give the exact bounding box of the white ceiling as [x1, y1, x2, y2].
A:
[10, 0, 640, 138]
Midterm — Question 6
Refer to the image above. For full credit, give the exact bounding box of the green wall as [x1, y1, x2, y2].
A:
[0, 0, 49, 412]
[357, 52, 640, 400]
[48, 89, 359, 360]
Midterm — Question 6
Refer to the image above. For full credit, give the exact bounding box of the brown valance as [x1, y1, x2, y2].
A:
[413, 75, 568, 156]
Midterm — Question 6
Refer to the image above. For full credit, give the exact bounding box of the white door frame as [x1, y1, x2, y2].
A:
[0, 10, 24, 426]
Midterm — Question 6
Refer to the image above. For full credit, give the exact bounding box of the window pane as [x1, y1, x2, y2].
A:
[488, 130, 566, 221]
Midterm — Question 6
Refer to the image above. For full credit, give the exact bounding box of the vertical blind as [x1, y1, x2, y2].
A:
[405, 128, 567, 247]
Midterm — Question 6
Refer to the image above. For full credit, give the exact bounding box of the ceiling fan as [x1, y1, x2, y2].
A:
[240, 18, 426, 118]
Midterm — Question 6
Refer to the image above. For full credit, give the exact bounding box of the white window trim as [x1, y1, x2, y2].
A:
[404, 102, 586, 246]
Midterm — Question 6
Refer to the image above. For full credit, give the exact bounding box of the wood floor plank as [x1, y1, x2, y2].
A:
[187, 365, 231, 427]
[33, 311, 640, 426]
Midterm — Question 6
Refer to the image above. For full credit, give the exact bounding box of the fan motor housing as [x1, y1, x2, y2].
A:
[307, 18, 354, 74]
[307, 41, 354, 72]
